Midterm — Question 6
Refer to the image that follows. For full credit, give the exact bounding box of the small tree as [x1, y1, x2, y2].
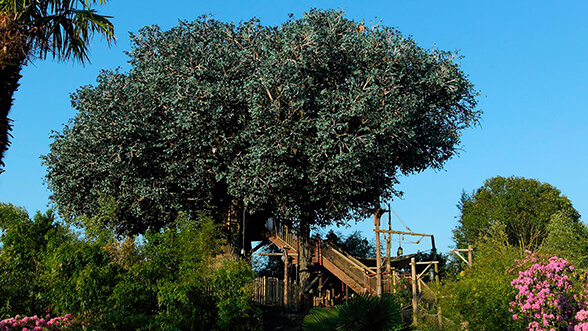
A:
[431, 234, 527, 331]
[454, 176, 580, 250]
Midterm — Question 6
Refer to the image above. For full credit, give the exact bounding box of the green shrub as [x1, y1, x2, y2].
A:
[0, 205, 68, 318]
[418, 225, 527, 331]
[213, 259, 263, 331]
[303, 293, 403, 331]
[0, 203, 262, 330]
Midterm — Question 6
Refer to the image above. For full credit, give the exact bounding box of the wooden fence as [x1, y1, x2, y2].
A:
[253, 276, 303, 310]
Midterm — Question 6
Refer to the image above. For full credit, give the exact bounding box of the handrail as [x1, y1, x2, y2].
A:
[322, 242, 369, 273]
[264, 219, 378, 294]
[265, 219, 297, 250]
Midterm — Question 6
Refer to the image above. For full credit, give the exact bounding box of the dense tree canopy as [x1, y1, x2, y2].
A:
[44, 17, 255, 234]
[44, 9, 479, 238]
[0, 0, 114, 172]
[453, 176, 581, 250]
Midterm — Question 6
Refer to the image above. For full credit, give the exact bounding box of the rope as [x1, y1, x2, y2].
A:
[390, 206, 413, 232]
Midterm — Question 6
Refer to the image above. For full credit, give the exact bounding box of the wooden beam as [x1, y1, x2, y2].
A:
[374, 229, 433, 237]
[411, 257, 418, 324]
[375, 208, 383, 297]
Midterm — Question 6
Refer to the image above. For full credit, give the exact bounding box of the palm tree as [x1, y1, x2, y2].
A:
[0, 0, 114, 173]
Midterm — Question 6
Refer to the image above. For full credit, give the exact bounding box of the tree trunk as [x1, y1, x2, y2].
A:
[298, 215, 311, 290]
[0, 60, 23, 170]
[0, 15, 27, 173]
[225, 199, 243, 259]
[223, 199, 252, 259]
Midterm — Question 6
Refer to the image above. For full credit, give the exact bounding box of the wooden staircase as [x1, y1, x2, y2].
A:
[264, 219, 374, 294]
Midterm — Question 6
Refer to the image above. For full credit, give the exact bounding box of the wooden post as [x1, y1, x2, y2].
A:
[434, 262, 442, 327]
[345, 283, 349, 299]
[438, 304, 443, 328]
[375, 208, 383, 297]
[392, 268, 397, 293]
[318, 272, 324, 298]
[411, 257, 417, 324]
[468, 244, 473, 266]
[386, 205, 392, 293]
[263, 276, 267, 305]
[283, 249, 289, 311]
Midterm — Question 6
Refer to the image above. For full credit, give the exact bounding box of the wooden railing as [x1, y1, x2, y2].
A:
[264, 220, 412, 296]
[265, 218, 297, 250]
[253, 276, 303, 310]
[319, 242, 370, 292]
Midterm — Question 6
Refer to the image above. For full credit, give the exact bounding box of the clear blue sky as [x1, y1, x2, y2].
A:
[1, 0, 587, 254]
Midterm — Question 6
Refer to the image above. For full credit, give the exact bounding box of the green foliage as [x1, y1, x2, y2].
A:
[423, 186, 588, 330]
[0, 202, 262, 330]
[303, 307, 340, 331]
[213, 260, 263, 331]
[420, 224, 529, 330]
[337, 293, 403, 330]
[303, 293, 403, 331]
[0, 0, 115, 64]
[44, 9, 480, 236]
[454, 176, 580, 250]
[0, 204, 68, 318]
[428, 241, 526, 330]
[326, 230, 376, 258]
[42, 235, 122, 317]
[542, 211, 588, 268]
[226, 9, 480, 228]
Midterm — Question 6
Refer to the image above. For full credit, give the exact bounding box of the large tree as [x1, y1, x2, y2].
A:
[453, 176, 581, 250]
[43, 18, 260, 236]
[0, 0, 114, 172]
[44, 10, 479, 288]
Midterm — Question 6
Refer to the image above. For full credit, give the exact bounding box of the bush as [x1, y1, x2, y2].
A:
[0, 203, 262, 330]
[423, 225, 527, 331]
[0, 313, 83, 330]
[303, 293, 403, 331]
[510, 252, 588, 330]
[0, 205, 68, 318]
[213, 259, 262, 331]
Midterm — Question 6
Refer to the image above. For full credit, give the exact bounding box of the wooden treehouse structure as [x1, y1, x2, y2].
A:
[253, 206, 443, 324]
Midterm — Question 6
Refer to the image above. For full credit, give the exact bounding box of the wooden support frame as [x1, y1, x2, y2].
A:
[449, 245, 473, 266]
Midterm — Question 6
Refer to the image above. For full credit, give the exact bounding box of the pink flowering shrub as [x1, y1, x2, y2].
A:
[0, 313, 81, 331]
[510, 252, 588, 331]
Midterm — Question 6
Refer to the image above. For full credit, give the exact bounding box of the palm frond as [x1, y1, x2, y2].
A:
[303, 306, 341, 331]
[1, 0, 114, 63]
[337, 293, 402, 331]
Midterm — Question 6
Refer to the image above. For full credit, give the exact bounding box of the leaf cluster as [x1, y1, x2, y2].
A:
[0, 0, 114, 64]
[303, 292, 403, 331]
[424, 240, 527, 331]
[0, 204, 69, 317]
